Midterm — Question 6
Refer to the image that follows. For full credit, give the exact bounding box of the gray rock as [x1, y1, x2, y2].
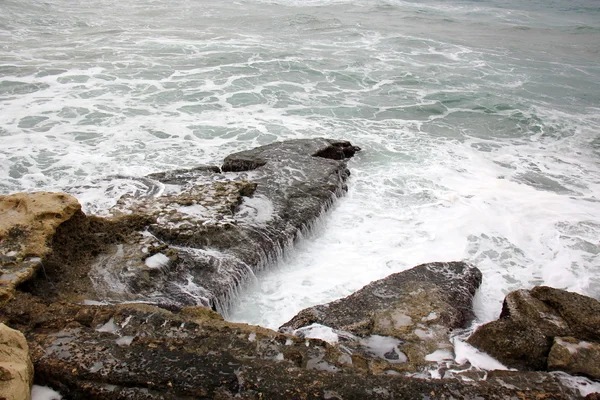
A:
[21, 139, 360, 314]
[280, 261, 482, 372]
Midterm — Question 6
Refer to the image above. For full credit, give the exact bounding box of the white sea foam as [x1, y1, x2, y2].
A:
[294, 323, 339, 344]
[96, 318, 119, 334]
[360, 335, 408, 363]
[452, 338, 509, 371]
[31, 385, 62, 400]
[144, 253, 170, 269]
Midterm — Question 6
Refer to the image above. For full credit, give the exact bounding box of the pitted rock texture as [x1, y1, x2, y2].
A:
[19, 139, 359, 313]
[0, 323, 34, 400]
[468, 286, 600, 374]
[0, 192, 80, 304]
[0, 293, 581, 400]
[280, 261, 482, 372]
[548, 337, 600, 379]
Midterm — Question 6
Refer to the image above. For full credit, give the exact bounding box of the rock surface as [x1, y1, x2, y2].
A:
[0, 323, 34, 400]
[0, 292, 582, 400]
[0, 192, 81, 305]
[280, 261, 482, 372]
[548, 337, 600, 379]
[468, 286, 600, 375]
[21, 138, 359, 313]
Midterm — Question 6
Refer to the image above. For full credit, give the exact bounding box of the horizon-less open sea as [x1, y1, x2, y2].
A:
[1, 0, 599, 340]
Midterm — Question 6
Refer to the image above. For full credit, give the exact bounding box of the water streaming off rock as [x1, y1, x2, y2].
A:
[1, 0, 599, 329]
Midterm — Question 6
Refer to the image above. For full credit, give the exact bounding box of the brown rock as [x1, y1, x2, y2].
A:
[0, 323, 33, 400]
[468, 286, 600, 374]
[467, 320, 553, 371]
[548, 337, 600, 379]
[531, 286, 600, 341]
[0, 192, 81, 304]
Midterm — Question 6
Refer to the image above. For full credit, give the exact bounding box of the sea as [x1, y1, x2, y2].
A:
[1, 0, 600, 381]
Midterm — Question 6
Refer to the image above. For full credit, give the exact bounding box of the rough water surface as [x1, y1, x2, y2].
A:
[1, 0, 599, 334]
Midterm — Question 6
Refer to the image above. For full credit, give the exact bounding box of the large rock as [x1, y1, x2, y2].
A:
[0, 192, 81, 305]
[468, 286, 600, 373]
[0, 323, 34, 400]
[16, 139, 360, 314]
[280, 261, 482, 372]
[0, 292, 581, 400]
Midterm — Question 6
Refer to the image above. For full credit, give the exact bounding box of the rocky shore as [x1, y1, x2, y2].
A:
[1, 139, 598, 399]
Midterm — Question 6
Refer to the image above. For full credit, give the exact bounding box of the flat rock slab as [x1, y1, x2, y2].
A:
[0, 293, 582, 400]
[280, 261, 482, 372]
[12, 139, 360, 314]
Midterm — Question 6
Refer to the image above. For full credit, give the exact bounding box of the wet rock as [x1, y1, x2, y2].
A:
[548, 337, 600, 379]
[0, 192, 80, 304]
[530, 286, 600, 342]
[0, 293, 581, 400]
[99, 139, 358, 311]
[468, 286, 600, 374]
[17, 139, 359, 313]
[468, 319, 552, 371]
[280, 261, 482, 372]
[0, 323, 34, 400]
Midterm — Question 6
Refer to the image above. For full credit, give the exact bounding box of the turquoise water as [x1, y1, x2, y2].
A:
[1, 0, 599, 330]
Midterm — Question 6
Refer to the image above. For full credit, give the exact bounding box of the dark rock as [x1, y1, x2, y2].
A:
[280, 261, 482, 372]
[530, 286, 600, 342]
[19, 138, 359, 314]
[0, 293, 582, 400]
[468, 319, 552, 370]
[468, 286, 600, 374]
[146, 165, 222, 185]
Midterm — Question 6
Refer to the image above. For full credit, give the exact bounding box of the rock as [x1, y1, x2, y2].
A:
[468, 319, 552, 370]
[280, 261, 482, 372]
[530, 286, 600, 342]
[0, 293, 582, 400]
[0, 323, 34, 400]
[548, 337, 600, 379]
[12, 139, 359, 314]
[468, 286, 600, 373]
[0, 192, 81, 305]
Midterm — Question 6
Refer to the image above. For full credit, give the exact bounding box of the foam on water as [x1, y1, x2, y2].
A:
[2, 1, 600, 389]
[31, 385, 62, 400]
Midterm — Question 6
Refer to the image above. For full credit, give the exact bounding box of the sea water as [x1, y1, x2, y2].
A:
[1, 0, 599, 351]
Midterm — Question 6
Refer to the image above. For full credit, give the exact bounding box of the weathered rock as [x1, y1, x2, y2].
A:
[21, 138, 359, 312]
[530, 286, 600, 342]
[548, 337, 600, 379]
[468, 286, 600, 373]
[280, 261, 482, 372]
[0, 293, 582, 400]
[468, 319, 552, 370]
[0, 192, 81, 304]
[0, 323, 34, 400]
[20, 210, 154, 304]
